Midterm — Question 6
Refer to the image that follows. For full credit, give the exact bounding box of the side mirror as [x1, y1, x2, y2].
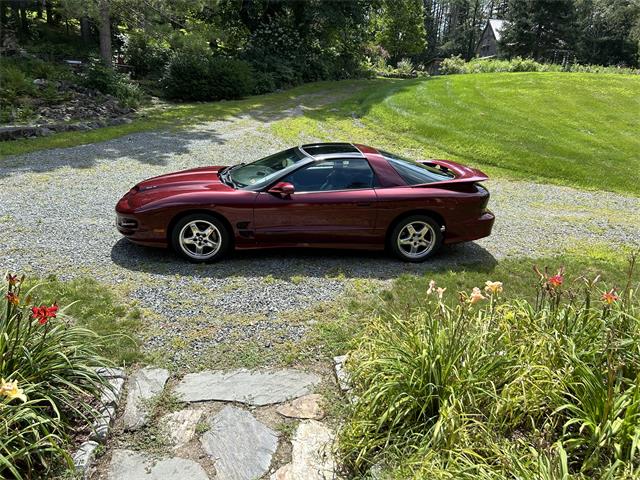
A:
[268, 181, 295, 198]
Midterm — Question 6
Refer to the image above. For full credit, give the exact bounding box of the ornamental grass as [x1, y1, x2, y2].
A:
[340, 255, 640, 479]
[1, 273, 112, 478]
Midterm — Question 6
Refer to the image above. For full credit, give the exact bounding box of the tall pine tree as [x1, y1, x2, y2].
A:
[501, 0, 578, 60]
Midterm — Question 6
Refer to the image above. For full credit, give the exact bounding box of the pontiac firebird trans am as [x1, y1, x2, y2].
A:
[116, 143, 494, 262]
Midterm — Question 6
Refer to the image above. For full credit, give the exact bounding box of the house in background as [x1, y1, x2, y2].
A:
[476, 19, 509, 58]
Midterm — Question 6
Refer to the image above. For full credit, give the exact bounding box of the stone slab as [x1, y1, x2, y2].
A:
[333, 355, 351, 392]
[201, 405, 278, 480]
[122, 367, 170, 431]
[107, 449, 209, 480]
[272, 420, 336, 480]
[161, 408, 203, 447]
[73, 440, 99, 478]
[276, 394, 325, 420]
[175, 369, 320, 406]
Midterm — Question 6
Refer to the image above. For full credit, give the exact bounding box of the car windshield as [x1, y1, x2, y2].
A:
[381, 150, 455, 185]
[225, 148, 307, 189]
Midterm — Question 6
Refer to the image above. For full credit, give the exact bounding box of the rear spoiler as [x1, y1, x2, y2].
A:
[412, 159, 489, 187]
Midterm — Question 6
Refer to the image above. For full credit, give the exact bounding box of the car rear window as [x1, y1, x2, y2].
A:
[381, 151, 455, 185]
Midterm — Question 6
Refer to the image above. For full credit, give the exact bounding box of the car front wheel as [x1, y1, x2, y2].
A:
[390, 215, 442, 262]
[171, 214, 230, 262]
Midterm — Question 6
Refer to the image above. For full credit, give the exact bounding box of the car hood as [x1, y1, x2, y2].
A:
[134, 166, 230, 192]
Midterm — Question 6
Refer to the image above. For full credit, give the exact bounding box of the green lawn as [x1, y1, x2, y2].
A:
[272, 73, 640, 195]
[4, 73, 639, 195]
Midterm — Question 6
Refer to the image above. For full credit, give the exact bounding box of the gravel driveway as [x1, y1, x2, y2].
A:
[2, 99, 639, 367]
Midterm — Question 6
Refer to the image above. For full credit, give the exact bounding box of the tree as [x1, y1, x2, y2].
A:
[97, 0, 111, 65]
[500, 0, 578, 60]
[575, 0, 640, 66]
[375, 0, 427, 63]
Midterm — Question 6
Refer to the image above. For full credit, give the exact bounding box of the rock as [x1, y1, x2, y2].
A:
[73, 440, 99, 478]
[276, 394, 325, 420]
[33, 78, 47, 86]
[333, 355, 351, 392]
[36, 127, 53, 137]
[200, 405, 278, 480]
[122, 367, 169, 431]
[271, 464, 292, 480]
[95, 367, 126, 379]
[100, 377, 125, 408]
[273, 420, 336, 480]
[175, 369, 320, 406]
[91, 405, 116, 443]
[161, 408, 203, 447]
[107, 449, 209, 480]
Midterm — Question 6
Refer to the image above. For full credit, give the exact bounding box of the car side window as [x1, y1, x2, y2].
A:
[283, 159, 377, 192]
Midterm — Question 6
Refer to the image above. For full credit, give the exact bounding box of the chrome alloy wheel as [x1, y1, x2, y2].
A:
[397, 221, 436, 259]
[178, 220, 222, 260]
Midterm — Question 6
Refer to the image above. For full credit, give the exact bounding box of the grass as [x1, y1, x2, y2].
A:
[0, 79, 375, 158]
[4, 73, 638, 195]
[270, 73, 640, 195]
[25, 275, 141, 365]
[339, 249, 640, 478]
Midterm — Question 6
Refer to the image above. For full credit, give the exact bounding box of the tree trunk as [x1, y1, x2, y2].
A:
[45, 0, 53, 25]
[98, 0, 112, 67]
[0, 1, 7, 27]
[36, 0, 42, 19]
[18, 0, 29, 34]
[80, 15, 91, 43]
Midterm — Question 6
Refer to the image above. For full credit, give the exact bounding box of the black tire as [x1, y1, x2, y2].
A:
[171, 213, 231, 263]
[389, 215, 443, 262]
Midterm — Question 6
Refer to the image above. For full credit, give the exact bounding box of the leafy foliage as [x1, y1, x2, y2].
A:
[0, 274, 113, 478]
[83, 59, 143, 108]
[162, 51, 254, 101]
[340, 255, 640, 478]
[439, 55, 640, 75]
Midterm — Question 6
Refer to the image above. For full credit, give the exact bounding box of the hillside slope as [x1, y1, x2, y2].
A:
[272, 73, 640, 195]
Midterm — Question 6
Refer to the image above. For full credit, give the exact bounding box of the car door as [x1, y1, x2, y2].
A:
[253, 158, 379, 246]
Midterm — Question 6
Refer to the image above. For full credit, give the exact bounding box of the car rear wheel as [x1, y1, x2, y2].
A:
[171, 214, 230, 262]
[390, 215, 442, 262]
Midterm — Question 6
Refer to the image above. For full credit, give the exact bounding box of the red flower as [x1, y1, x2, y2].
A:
[547, 274, 564, 288]
[601, 289, 619, 305]
[5, 292, 19, 306]
[31, 303, 59, 325]
[6, 274, 19, 286]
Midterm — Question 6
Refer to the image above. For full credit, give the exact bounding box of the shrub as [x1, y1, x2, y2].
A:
[439, 55, 640, 76]
[439, 54, 466, 75]
[340, 256, 640, 478]
[0, 64, 34, 106]
[124, 30, 171, 79]
[162, 51, 253, 101]
[1, 273, 112, 477]
[396, 58, 415, 77]
[83, 59, 142, 108]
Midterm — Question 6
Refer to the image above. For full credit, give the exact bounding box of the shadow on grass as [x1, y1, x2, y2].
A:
[0, 78, 417, 175]
[110, 237, 497, 281]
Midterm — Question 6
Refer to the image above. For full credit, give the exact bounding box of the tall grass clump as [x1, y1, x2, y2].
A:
[439, 55, 640, 76]
[1, 273, 113, 478]
[340, 255, 640, 479]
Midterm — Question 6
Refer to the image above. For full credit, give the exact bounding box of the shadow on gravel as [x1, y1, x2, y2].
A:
[0, 129, 225, 179]
[110, 237, 497, 281]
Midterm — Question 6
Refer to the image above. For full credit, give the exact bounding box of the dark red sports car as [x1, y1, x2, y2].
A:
[115, 143, 494, 262]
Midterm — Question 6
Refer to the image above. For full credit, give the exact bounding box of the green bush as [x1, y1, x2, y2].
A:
[83, 59, 143, 108]
[0, 64, 34, 106]
[340, 256, 640, 478]
[439, 55, 640, 76]
[439, 54, 466, 74]
[124, 30, 171, 79]
[1, 274, 112, 477]
[162, 51, 254, 101]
